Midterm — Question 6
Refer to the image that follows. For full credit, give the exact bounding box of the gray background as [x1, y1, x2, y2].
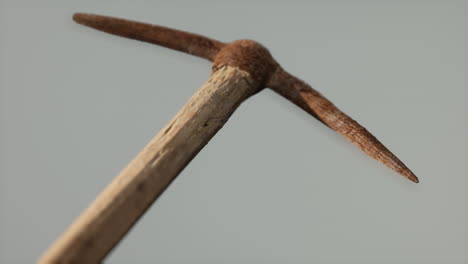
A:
[1, 0, 467, 263]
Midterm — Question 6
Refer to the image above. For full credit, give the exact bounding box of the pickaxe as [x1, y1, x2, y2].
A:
[39, 13, 419, 264]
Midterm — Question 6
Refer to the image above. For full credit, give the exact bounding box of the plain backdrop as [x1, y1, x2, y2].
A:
[1, 0, 467, 263]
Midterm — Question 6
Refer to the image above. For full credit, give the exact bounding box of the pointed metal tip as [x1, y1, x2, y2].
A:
[409, 174, 419, 184]
[72, 13, 89, 24]
[72, 13, 99, 28]
[402, 169, 419, 183]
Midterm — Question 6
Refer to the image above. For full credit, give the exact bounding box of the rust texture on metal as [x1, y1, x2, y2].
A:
[72, 13, 225, 61]
[72, 13, 418, 183]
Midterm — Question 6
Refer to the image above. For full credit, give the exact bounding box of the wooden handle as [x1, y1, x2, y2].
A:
[39, 65, 258, 264]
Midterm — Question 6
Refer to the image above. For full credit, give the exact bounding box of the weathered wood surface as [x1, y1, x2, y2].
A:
[38, 65, 258, 264]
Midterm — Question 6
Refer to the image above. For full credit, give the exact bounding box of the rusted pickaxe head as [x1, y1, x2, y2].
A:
[73, 13, 418, 183]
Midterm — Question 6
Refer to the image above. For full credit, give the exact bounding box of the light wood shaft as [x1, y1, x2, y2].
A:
[39, 66, 258, 264]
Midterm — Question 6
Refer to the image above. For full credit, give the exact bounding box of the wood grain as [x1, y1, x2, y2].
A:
[38, 65, 258, 264]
